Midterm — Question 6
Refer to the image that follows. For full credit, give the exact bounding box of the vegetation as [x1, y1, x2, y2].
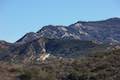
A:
[0, 49, 120, 80]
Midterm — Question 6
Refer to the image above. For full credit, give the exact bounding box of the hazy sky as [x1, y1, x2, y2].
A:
[0, 0, 120, 42]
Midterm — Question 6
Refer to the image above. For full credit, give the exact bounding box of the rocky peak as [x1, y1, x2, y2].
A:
[16, 32, 40, 44]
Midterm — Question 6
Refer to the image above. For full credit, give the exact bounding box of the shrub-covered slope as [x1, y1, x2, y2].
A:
[0, 49, 120, 80]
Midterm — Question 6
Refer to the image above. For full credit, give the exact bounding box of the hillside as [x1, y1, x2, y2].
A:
[0, 49, 120, 80]
[0, 18, 120, 80]
[1, 37, 109, 63]
[1, 17, 120, 62]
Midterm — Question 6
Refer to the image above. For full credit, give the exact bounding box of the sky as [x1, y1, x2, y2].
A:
[0, 0, 120, 42]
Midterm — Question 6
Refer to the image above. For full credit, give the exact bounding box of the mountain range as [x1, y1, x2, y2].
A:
[0, 17, 120, 62]
[17, 17, 120, 44]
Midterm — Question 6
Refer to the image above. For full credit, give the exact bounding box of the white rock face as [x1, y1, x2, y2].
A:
[62, 32, 70, 38]
[79, 30, 88, 35]
[37, 54, 50, 61]
[41, 54, 50, 61]
[58, 27, 68, 31]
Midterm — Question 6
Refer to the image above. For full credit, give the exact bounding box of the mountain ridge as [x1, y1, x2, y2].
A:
[16, 17, 120, 44]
